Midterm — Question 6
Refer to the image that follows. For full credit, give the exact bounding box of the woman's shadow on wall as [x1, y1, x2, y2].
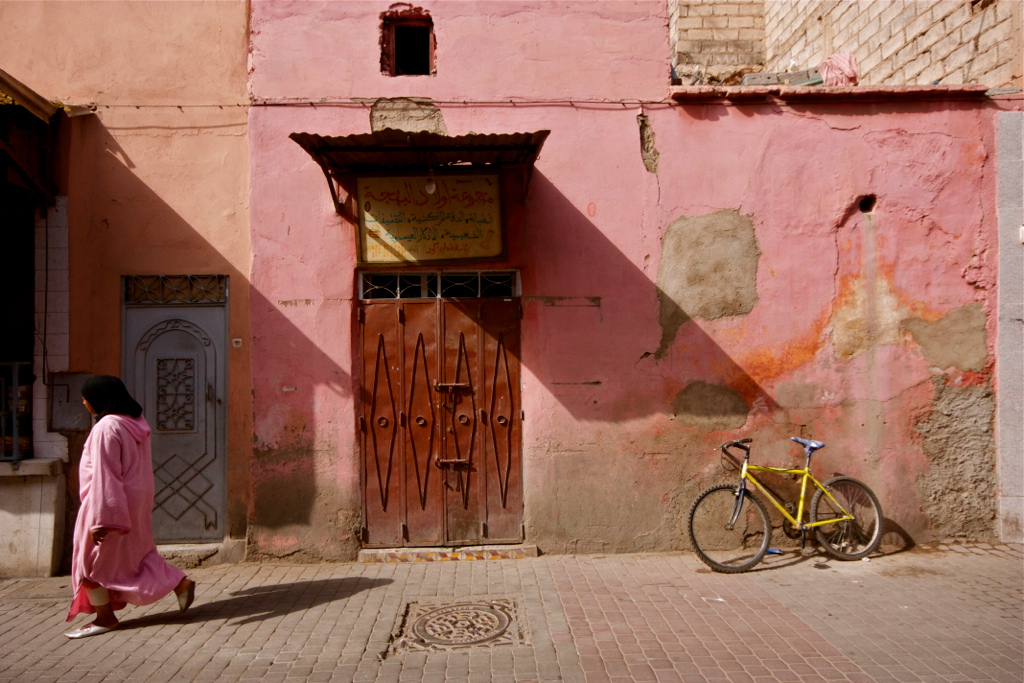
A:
[118, 576, 393, 629]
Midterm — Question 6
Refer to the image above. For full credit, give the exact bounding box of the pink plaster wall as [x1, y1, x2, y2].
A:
[2, 1, 253, 538]
[248, 1, 1000, 557]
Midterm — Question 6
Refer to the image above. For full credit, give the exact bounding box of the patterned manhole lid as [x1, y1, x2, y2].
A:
[388, 595, 530, 655]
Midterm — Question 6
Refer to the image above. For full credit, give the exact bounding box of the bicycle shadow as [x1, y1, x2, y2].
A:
[116, 577, 394, 629]
[692, 517, 910, 575]
[745, 516, 913, 572]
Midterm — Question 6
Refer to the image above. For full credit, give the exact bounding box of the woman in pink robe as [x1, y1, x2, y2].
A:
[64, 375, 196, 639]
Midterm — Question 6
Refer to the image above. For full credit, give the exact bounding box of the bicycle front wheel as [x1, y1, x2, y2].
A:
[688, 484, 771, 573]
[811, 477, 883, 560]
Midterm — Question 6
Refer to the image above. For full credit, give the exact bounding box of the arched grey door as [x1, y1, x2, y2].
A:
[124, 299, 226, 542]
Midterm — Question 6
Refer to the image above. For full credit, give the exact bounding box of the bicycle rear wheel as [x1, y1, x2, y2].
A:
[688, 484, 771, 573]
[811, 477, 883, 560]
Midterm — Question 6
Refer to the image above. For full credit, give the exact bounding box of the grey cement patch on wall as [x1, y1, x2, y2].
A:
[637, 114, 659, 173]
[369, 98, 449, 134]
[915, 377, 997, 540]
[672, 381, 749, 431]
[775, 381, 821, 409]
[996, 110, 1024, 542]
[656, 210, 760, 356]
[901, 302, 989, 372]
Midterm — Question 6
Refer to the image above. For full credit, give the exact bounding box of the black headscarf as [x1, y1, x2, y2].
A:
[81, 375, 143, 419]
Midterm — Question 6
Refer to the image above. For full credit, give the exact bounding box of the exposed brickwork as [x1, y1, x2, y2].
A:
[762, 0, 1023, 87]
[669, 0, 766, 84]
[671, 1, 1022, 88]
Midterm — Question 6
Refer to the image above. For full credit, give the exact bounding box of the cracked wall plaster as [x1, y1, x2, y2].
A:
[830, 274, 903, 360]
[901, 302, 988, 372]
[915, 378, 997, 540]
[637, 113, 659, 173]
[672, 381, 749, 431]
[369, 97, 449, 134]
[656, 210, 760, 357]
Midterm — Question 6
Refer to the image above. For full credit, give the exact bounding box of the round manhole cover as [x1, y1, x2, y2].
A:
[411, 602, 512, 646]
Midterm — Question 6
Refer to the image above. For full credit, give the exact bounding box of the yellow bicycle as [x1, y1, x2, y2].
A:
[688, 437, 883, 573]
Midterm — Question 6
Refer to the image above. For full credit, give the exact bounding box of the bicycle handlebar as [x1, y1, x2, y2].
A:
[721, 438, 753, 450]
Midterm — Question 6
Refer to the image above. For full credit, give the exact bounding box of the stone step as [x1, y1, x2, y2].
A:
[158, 539, 246, 569]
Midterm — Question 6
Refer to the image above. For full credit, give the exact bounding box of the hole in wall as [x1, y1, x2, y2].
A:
[858, 195, 877, 213]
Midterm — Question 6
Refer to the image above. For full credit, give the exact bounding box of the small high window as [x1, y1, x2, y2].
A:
[381, 6, 434, 76]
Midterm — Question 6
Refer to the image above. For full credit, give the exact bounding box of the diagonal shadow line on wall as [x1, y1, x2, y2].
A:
[65, 114, 356, 543]
[520, 171, 780, 423]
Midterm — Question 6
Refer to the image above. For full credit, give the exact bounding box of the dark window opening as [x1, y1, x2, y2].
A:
[394, 24, 431, 75]
[381, 8, 434, 76]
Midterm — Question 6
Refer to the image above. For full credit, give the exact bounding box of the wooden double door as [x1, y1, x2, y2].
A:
[359, 298, 523, 547]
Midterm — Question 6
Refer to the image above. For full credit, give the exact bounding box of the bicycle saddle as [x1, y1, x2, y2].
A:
[791, 436, 825, 451]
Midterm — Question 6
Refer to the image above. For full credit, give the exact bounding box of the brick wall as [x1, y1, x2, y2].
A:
[762, 0, 1023, 87]
[669, 0, 766, 84]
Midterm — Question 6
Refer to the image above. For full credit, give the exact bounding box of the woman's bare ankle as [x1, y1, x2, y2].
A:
[93, 603, 119, 628]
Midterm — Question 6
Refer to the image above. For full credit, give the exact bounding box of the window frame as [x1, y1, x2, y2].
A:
[380, 11, 435, 77]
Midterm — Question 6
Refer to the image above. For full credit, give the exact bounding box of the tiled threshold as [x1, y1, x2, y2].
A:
[359, 544, 538, 563]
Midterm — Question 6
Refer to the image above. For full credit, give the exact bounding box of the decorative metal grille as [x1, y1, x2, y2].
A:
[156, 358, 196, 431]
[360, 271, 517, 300]
[387, 596, 530, 655]
[153, 451, 218, 530]
[124, 275, 228, 305]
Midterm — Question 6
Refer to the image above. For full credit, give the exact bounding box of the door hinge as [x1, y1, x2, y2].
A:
[481, 522, 488, 538]
[400, 411, 406, 427]
[521, 410, 525, 421]
[358, 308, 365, 323]
[402, 523, 409, 541]
[398, 308, 405, 324]
[359, 416, 367, 432]
[361, 527, 369, 543]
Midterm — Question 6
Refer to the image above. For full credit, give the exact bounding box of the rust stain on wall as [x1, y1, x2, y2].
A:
[736, 310, 829, 386]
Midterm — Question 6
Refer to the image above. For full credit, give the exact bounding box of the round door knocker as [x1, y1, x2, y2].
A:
[496, 415, 508, 426]
[416, 416, 428, 427]
[458, 414, 470, 425]
[377, 416, 389, 428]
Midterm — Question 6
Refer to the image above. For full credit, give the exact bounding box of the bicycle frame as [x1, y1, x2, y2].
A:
[726, 443, 854, 531]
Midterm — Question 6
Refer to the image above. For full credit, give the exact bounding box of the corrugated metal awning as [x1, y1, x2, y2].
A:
[290, 128, 549, 175]
[0, 69, 59, 122]
[290, 128, 549, 215]
[1, 69, 58, 198]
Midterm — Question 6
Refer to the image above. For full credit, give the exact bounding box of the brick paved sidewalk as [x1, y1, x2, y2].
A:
[0, 543, 1020, 682]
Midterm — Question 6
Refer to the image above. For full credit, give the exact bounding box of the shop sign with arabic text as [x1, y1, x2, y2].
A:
[357, 175, 502, 263]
